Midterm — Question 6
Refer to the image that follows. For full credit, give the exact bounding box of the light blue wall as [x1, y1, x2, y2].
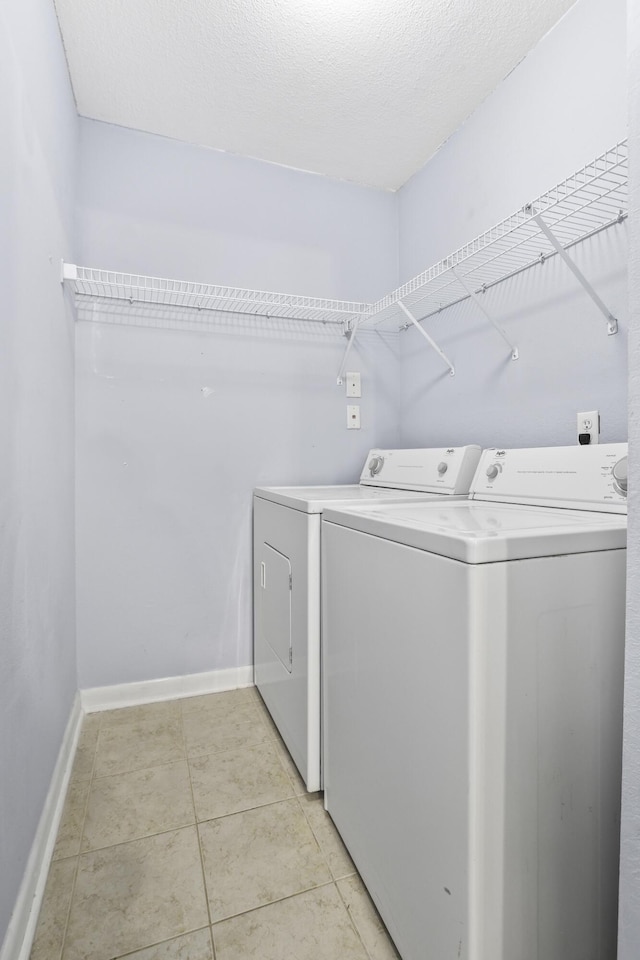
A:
[78, 119, 398, 302]
[0, 0, 78, 946]
[396, 0, 628, 450]
[75, 121, 400, 687]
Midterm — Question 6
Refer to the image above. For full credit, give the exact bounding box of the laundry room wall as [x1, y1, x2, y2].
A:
[0, 0, 78, 950]
[396, 0, 628, 450]
[74, 121, 400, 688]
[619, 0, 640, 953]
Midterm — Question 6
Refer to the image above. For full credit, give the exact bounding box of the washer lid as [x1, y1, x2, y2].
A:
[253, 484, 450, 514]
[322, 500, 627, 563]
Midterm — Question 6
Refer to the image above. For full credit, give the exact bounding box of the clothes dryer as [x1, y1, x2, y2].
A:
[253, 445, 482, 791]
[322, 443, 627, 960]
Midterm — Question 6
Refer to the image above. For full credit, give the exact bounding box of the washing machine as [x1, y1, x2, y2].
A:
[322, 443, 627, 960]
[253, 445, 482, 792]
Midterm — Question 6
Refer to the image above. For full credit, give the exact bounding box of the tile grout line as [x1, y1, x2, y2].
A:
[107, 926, 212, 960]
[91, 754, 193, 782]
[211, 877, 340, 928]
[57, 710, 103, 960]
[67, 815, 199, 857]
[293, 793, 336, 880]
[295, 793, 358, 884]
[180, 699, 218, 960]
[334, 878, 380, 960]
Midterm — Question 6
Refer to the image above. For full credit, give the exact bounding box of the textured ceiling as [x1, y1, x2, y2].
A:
[54, 0, 577, 190]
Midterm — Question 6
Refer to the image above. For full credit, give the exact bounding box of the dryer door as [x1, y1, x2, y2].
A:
[259, 543, 292, 672]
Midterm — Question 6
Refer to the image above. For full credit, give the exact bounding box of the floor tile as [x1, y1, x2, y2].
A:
[94, 714, 185, 778]
[53, 779, 90, 861]
[274, 740, 308, 796]
[212, 884, 370, 960]
[63, 827, 208, 960]
[182, 701, 271, 759]
[199, 798, 331, 920]
[181, 687, 258, 716]
[189, 741, 294, 821]
[251, 699, 282, 741]
[337, 875, 401, 959]
[70, 715, 101, 782]
[30, 857, 77, 960]
[298, 794, 357, 880]
[82, 761, 195, 851]
[112, 927, 213, 959]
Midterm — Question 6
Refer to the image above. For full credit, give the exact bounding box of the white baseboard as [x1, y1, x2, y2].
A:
[80, 665, 255, 713]
[0, 694, 83, 960]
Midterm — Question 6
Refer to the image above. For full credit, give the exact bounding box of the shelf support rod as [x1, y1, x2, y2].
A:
[398, 301, 455, 376]
[336, 319, 360, 385]
[450, 266, 519, 360]
[532, 212, 618, 335]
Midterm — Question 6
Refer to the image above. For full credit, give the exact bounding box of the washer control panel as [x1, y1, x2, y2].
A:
[471, 444, 628, 513]
[359, 446, 482, 495]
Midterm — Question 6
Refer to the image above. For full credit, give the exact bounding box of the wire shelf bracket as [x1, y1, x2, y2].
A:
[449, 266, 518, 360]
[530, 210, 619, 335]
[364, 141, 627, 348]
[398, 301, 455, 376]
[336, 319, 361, 385]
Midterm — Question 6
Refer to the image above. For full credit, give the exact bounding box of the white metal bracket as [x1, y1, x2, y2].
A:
[336, 319, 360, 385]
[450, 266, 519, 360]
[61, 260, 77, 284]
[530, 210, 618, 335]
[398, 301, 455, 376]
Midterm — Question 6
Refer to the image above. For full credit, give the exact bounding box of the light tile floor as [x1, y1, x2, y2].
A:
[31, 688, 400, 960]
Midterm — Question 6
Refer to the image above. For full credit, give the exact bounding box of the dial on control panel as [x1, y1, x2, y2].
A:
[368, 456, 384, 477]
[612, 456, 627, 497]
[486, 463, 500, 480]
[437, 462, 448, 475]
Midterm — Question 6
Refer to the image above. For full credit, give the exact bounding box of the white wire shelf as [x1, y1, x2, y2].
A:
[367, 140, 628, 332]
[62, 140, 628, 380]
[61, 264, 370, 329]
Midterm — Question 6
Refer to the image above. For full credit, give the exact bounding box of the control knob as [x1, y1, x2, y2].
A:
[612, 456, 627, 497]
[368, 456, 384, 477]
[437, 462, 448, 475]
[486, 463, 500, 480]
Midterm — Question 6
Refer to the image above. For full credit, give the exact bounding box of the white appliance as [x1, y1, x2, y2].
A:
[253, 445, 482, 792]
[322, 444, 627, 960]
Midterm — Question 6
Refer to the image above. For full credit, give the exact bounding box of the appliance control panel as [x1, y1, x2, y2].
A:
[359, 446, 482, 495]
[471, 443, 628, 513]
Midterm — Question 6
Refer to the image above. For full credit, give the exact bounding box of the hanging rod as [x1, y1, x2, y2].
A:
[61, 263, 371, 329]
[73, 292, 353, 329]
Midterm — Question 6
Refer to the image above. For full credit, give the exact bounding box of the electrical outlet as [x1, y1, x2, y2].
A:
[346, 372, 361, 398]
[577, 410, 600, 445]
[347, 405, 361, 429]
